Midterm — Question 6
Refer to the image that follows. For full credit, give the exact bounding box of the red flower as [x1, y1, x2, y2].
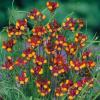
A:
[15, 57, 27, 66]
[46, 19, 61, 33]
[46, 1, 59, 12]
[30, 66, 43, 75]
[27, 35, 41, 48]
[16, 71, 28, 85]
[2, 39, 16, 52]
[32, 26, 47, 36]
[16, 19, 27, 31]
[2, 56, 14, 70]
[75, 33, 87, 47]
[28, 8, 46, 20]
[22, 47, 36, 60]
[63, 17, 76, 31]
[36, 79, 51, 96]
[33, 55, 47, 65]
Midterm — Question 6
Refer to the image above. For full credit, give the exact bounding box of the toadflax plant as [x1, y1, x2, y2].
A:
[0, 1, 98, 100]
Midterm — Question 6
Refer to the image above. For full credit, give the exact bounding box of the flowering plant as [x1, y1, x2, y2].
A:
[0, 1, 99, 100]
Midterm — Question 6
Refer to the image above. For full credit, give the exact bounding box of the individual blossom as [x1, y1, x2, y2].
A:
[16, 19, 27, 31]
[32, 26, 47, 36]
[46, 1, 59, 12]
[46, 19, 61, 33]
[28, 8, 46, 20]
[76, 18, 84, 30]
[33, 55, 47, 66]
[2, 39, 16, 52]
[16, 71, 28, 85]
[87, 60, 96, 68]
[7, 25, 16, 37]
[15, 57, 27, 66]
[36, 79, 51, 96]
[55, 34, 67, 51]
[27, 35, 41, 48]
[53, 54, 66, 65]
[63, 17, 76, 32]
[82, 50, 92, 59]
[65, 43, 77, 55]
[70, 59, 86, 71]
[75, 33, 87, 47]
[45, 41, 56, 54]
[22, 47, 36, 60]
[49, 64, 69, 77]
[2, 56, 14, 70]
[30, 65, 43, 75]
[55, 87, 64, 97]
[60, 80, 73, 92]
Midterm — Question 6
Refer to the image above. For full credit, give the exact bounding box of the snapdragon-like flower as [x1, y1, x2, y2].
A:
[63, 17, 76, 31]
[28, 8, 46, 20]
[49, 64, 69, 76]
[46, 19, 61, 33]
[16, 71, 28, 85]
[2, 39, 16, 52]
[65, 43, 77, 55]
[75, 33, 87, 47]
[33, 55, 47, 66]
[15, 57, 27, 66]
[55, 34, 67, 51]
[32, 26, 47, 36]
[30, 65, 43, 75]
[82, 50, 92, 59]
[27, 35, 41, 48]
[2, 56, 14, 70]
[22, 47, 36, 60]
[16, 19, 27, 31]
[36, 79, 51, 96]
[46, 1, 59, 12]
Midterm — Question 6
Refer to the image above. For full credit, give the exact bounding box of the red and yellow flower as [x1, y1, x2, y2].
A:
[16, 71, 28, 85]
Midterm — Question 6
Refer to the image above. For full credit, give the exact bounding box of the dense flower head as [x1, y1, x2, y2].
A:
[15, 57, 27, 66]
[55, 34, 67, 50]
[65, 43, 77, 55]
[28, 8, 46, 20]
[16, 71, 28, 85]
[63, 17, 76, 31]
[68, 77, 94, 100]
[49, 64, 69, 76]
[16, 19, 27, 31]
[36, 79, 51, 96]
[22, 47, 36, 60]
[1, 1, 97, 99]
[32, 26, 47, 36]
[45, 41, 56, 54]
[70, 59, 86, 71]
[30, 65, 43, 75]
[33, 55, 47, 66]
[75, 33, 87, 47]
[82, 50, 92, 59]
[46, 1, 59, 12]
[2, 39, 16, 52]
[27, 35, 41, 48]
[2, 56, 14, 70]
[46, 19, 61, 33]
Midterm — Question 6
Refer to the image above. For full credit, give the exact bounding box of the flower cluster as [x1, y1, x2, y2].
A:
[68, 77, 94, 100]
[28, 8, 46, 20]
[1, 1, 96, 99]
[35, 79, 51, 96]
[46, 1, 59, 12]
[16, 71, 28, 85]
[2, 56, 14, 70]
[2, 39, 16, 52]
